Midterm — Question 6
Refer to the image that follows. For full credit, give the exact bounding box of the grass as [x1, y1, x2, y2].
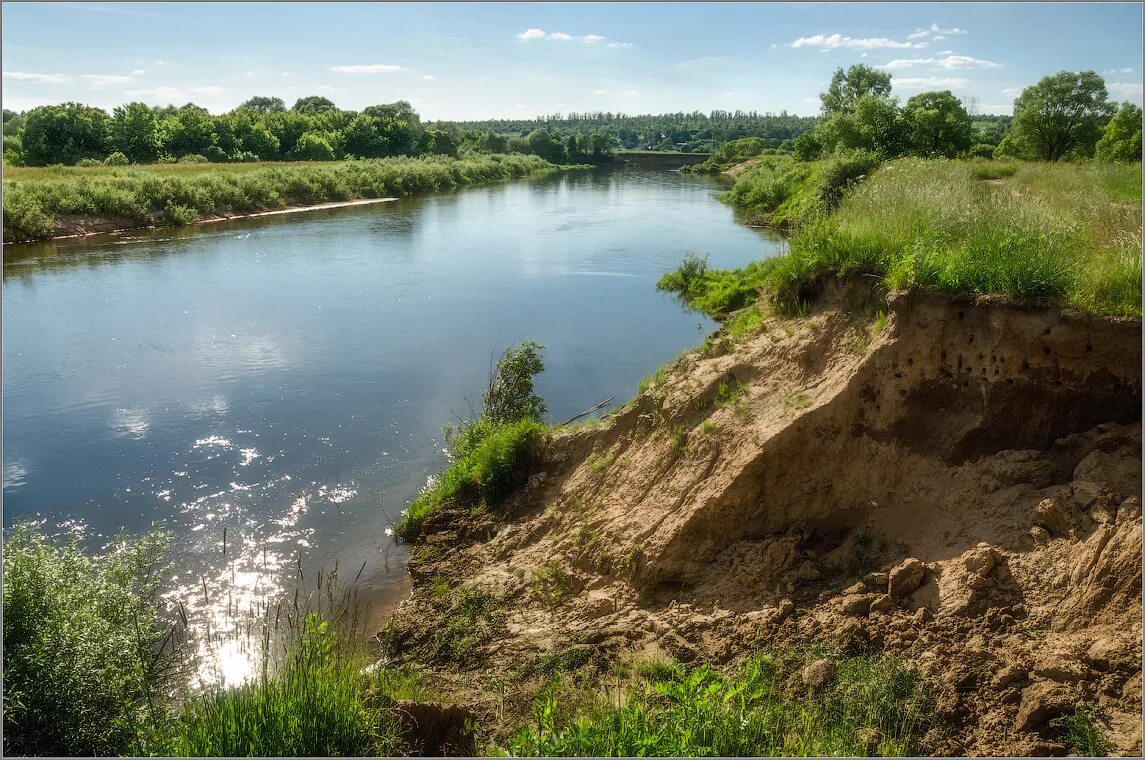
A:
[168, 612, 400, 757]
[430, 587, 508, 666]
[396, 417, 546, 540]
[508, 650, 938, 757]
[658, 254, 779, 319]
[3, 153, 558, 242]
[1050, 704, 1112, 757]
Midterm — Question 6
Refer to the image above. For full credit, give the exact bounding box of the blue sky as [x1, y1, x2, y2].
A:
[3, 2, 1141, 119]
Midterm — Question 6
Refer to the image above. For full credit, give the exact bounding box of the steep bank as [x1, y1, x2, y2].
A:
[384, 281, 1142, 756]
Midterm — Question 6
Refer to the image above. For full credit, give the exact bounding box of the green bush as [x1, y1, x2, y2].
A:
[160, 201, 199, 226]
[104, 151, 130, 166]
[3, 525, 178, 756]
[658, 255, 778, 318]
[76, 157, 103, 167]
[964, 143, 998, 160]
[816, 149, 881, 208]
[178, 153, 209, 163]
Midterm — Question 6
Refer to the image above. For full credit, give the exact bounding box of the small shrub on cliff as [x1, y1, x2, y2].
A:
[397, 341, 549, 540]
[658, 255, 778, 318]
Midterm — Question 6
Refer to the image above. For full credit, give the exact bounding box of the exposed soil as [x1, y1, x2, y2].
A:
[383, 281, 1142, 756]
[5, 198, 398, 244]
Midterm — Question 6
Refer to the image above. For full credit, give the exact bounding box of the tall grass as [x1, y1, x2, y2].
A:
[168, 611, 400, 756]
[658, 253, 779, 318]
[510, 650, 937, 757]
[3, 524, 183, 756]
[769, 158, 1141, 317]
[3, 153, 557, 242]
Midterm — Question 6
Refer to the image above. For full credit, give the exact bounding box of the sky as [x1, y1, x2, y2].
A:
[2, 2, 1142, 120]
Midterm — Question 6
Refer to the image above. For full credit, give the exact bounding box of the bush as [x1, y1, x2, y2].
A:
[964, 143, 998, 159]
[816, 149, 881, 208]
[103, 151, 130, 166]
[658, 256, 778, 317]
[178, 153, 209, 163]
[76, 157, 103, 167]
[160, 201, 199, 226]
[3, 525, 178, 756]
[231, 150, 259, 163]
[203, 145, 228, 163]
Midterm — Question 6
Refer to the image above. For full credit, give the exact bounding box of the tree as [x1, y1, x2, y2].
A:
[288, 131, 336, 161]
[821, 64, 893, 115]
[903, 90, 973, 158]
[239, 96, 286, 114]
[420, 128, 458, 157]
[1095, 102, 1142, 162]
[20, 103, 110, 165]
[292, 96, 337, 114]
[342, 115, 389, 158]
[110, 102, 162, 163]
[526, 129, 565, 162]
[1009, 71, 1116, 161]
[161, 104, 216, 158]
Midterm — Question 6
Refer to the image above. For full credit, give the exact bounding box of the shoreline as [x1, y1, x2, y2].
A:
[6, 197, 400, 245]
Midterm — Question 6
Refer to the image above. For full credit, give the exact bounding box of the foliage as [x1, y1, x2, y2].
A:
[1007, 70, 1116, 161]
[903, 90, 974, 158]
[821, 64, 893, 115]
[111, 102, 163, 164]
[3, 525, 180, 757]
[658, 255, 778, 318]
[20, 102, 110, 165]
[104, 150, 130, 166]
[509, 651, 936, 757]
[3, 153, 557, 242]
[168, 611, 398, 756]
[1050, 704, 1111, 757]
[1095, 102, 1143, 162]
[397, 340, 549, 540]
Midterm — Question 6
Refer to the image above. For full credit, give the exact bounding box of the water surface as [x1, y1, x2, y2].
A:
[3, 168, 783, 683]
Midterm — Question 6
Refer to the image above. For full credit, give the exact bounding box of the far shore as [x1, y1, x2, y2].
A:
[7, 197, 399, 245]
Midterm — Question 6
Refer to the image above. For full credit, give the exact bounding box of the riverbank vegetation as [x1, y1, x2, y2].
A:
[3, 153, 559, 242]
[664, 66, 1142, 320]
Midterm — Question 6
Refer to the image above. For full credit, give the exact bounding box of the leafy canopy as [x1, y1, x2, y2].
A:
[1007, 70, 1116, 161]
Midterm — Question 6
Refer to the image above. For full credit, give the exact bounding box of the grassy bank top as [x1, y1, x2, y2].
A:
[671, 154, 1141, 319]
[3, 153, 561, 243]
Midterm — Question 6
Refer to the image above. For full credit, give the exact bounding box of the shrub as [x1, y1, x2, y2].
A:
[103, 151, 130, 166]
[3, 525, 179, 756]
[76, 157, 104, 167]
[964, 143, 998, 159]
[816, 149, 881, 208]
[160, 201, 199, 226]
[178, 153, 209, 163]
[203, 145, 228, 163]
[658, 255, 779, 318]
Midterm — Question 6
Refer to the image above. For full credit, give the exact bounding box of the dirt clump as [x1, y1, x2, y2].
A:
[383, 282, 1141, 756]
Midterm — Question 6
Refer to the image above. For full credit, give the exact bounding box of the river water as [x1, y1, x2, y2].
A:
[3, 167, 783, 684]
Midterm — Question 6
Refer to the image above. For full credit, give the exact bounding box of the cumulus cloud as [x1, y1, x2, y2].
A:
[907, 23, 968, 40]
[1107, 82, 1144, 96]
[883, 54, 1001, 70]
[81, 74, 133, 86]
[3, 70, 67, 83]
[894, 76, 969, 89]
[1104, 67, 1134, 75]
[331, 64, 405, 74]
[190, 85, 226, 95]
[517, 28, 621, 44]
[125, 85, 188, 100]
[791, 33, 925, 50]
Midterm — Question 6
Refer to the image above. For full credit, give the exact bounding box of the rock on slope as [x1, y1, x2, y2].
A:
[389, 282, 1142, 756]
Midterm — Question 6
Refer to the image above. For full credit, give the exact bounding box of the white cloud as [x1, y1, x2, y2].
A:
[518, 28, 619, 44]
[81, 74, 133, 86]
[191, 85, 226, 95]
[517, 28, 546, 40]
[607, 42, 633, 48]
[861, 52, 868, 58]
[907, 23, 967, 40]
[894, 76, 969, 89]
[281, 72, 292, 78]
[1107, 82, 1144, 96]
[1001, 87, 1023, 96]
[1, 97, 55, 110]
[583, 34, 605, 43]
[125, 85, 188, 100]
[130, 69, 147, 76]
[421, 74, 435, 81]
[883, 54, 1000, 70]
[791, 33, 925, 50]
[154, 60, 167, 65]
[331, 64, 405, 74]
[1104, 67, 1134, 75]
[593, 89, 606, 95]
[314, 85, 335, 92]
[548, 32, 572, 40]
[3, 70, 67, 83]
[938, 50, 955, 55]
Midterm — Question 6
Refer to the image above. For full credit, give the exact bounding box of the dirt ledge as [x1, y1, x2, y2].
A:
[382, 282, 1142, 756]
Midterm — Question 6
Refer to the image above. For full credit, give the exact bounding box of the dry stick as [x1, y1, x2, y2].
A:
[558, 397, 614, 426]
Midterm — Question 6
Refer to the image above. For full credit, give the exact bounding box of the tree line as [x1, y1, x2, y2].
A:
[0, 96, 619, 167]
[791, 65, 1141, 163]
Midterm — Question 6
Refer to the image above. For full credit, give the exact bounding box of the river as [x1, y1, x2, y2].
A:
[3, 167, 784, 684]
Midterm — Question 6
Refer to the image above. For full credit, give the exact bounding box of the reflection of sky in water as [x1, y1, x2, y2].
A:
[4, 169, 782, 685]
